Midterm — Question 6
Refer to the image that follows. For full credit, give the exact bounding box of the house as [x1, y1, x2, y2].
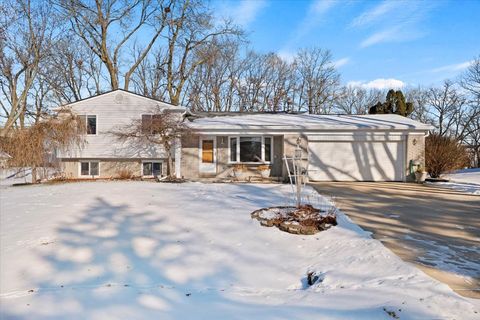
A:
[57, 90, 433, 182]
[183, 113, 432, 182]
[57, 90, 185, 179]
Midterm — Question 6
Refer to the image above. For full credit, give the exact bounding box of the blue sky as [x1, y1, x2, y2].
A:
[213, 0, 480, 89]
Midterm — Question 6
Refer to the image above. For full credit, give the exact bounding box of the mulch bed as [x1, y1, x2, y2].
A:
[251, 204, 337, 235]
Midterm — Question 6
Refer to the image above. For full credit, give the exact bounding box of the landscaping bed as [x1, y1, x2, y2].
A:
[251, 204, 337, 235]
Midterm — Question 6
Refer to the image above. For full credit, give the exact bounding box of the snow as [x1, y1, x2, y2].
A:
[1, 181, 479, 319]
[188, 113, 433, 131]
[427, 168, 480, 195]
[446, 168, 480, 185]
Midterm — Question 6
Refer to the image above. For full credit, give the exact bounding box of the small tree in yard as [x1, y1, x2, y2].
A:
[0, 113, 85, 183]
[425, 133, 470, 178]
[112, 108, 188, 178]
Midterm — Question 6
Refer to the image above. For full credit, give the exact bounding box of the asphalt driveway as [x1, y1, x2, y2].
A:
[311, 182, 480, 299]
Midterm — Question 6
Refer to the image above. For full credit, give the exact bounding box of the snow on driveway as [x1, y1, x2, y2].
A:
[0, 182, 478, 319]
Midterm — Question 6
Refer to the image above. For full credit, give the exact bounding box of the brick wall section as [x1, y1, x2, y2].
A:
[180, 134, 200, 179]
[405, 134, 426, 181]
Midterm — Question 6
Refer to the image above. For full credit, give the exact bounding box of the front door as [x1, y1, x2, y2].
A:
[199, 136, 216, 175]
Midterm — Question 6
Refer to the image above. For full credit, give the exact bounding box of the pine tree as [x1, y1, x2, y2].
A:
[368, 89, 414, 117]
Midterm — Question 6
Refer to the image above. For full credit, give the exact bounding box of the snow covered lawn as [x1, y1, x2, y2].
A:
[0, 182, 479, 319]
[427, 168, 480, 195]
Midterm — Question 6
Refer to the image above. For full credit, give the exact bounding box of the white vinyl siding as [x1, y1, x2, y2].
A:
[58, 91, 184, 159]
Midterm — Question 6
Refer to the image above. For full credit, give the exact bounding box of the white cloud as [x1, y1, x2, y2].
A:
[217, 0, 268, 28]
[347, 78, 406, 90]
[331, 57, 350, 68]
[277, 50, 296, 63]
[351, 1, 403, 27]
[430, 60, 473, 73]
[353, 0, 435, 48]
[360, 28, 399, 48]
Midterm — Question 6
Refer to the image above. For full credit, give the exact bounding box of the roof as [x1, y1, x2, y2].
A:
[54, 89, 186, 111]
[187, 113, 434, 132]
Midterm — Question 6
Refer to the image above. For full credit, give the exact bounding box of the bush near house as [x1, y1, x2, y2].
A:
[425, 133, 470, 178]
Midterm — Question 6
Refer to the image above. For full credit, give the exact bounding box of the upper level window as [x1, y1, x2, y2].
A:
[142, 114, 162, 134]
[79, 115, 97, 135]
[229, 136, 272, 163]
[87, 115, 97, 134]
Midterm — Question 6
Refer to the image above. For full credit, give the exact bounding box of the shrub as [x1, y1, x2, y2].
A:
[116, 168, 134, 180]
[425, 133, 470, 178]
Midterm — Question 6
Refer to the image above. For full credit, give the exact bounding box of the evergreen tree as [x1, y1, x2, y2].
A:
[368, 90, 414, 117]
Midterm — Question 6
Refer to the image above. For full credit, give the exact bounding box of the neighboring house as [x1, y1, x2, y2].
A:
[57, 90, 185, 179]
[58, 90, 433, 182]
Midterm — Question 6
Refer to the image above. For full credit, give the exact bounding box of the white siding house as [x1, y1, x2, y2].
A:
[57, 90, 185, 179]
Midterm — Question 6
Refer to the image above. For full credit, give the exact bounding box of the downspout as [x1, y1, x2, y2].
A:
[175, 137, 182, 179]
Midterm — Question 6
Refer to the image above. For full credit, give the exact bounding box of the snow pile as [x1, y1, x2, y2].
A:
[1, 182, 479, 319]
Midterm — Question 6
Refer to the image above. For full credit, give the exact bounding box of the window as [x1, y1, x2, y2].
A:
[230, 137, 237, 162]
[143, 162, 162, 177]
[79, 115, 97, 135]
[202, 140, 214, 163]
[80, 161, 99, 176]
[141, 114, 162, 134]
[264, 137, 271, 162]
[229, 136, 273, 163]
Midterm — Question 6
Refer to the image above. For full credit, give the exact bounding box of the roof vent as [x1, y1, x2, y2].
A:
[114, 93, 124, 104]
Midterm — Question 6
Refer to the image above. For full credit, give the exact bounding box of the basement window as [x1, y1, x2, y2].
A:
[143, 161, 162, 177]
[80, 161, 99, 176]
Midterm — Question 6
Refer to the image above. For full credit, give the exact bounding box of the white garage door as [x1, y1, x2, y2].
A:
[308, 139, 405, 181]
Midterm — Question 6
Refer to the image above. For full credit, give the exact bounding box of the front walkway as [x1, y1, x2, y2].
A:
[311, 182, 480, 299]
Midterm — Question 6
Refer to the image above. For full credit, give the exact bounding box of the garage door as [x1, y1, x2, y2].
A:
[308, 139, 405, 181]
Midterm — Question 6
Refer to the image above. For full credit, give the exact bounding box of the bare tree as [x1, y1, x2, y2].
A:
[46, 37, 104, 104]
[162, 0, 242, 106]
[0, 0, 54, 136]
[295, 48, 340, 114]
[186, 39, 242, 112]
[334, 86, 382, 114]
[0, 112, 85, 182]
[426, 81, 467, 137]
[111, 108, 189, 177]
[461, 56, 480, 100]
[57, 0, 172, 90]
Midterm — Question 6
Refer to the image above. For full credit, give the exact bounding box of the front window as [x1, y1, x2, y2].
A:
[143, 161, 162, 177]
[80, 161, 99, 176]
[240, 137, 262, 162]
[229, 136, 273, 163]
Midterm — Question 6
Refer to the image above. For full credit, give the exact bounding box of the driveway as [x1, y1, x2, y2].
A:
[311, 182, 480, 299]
